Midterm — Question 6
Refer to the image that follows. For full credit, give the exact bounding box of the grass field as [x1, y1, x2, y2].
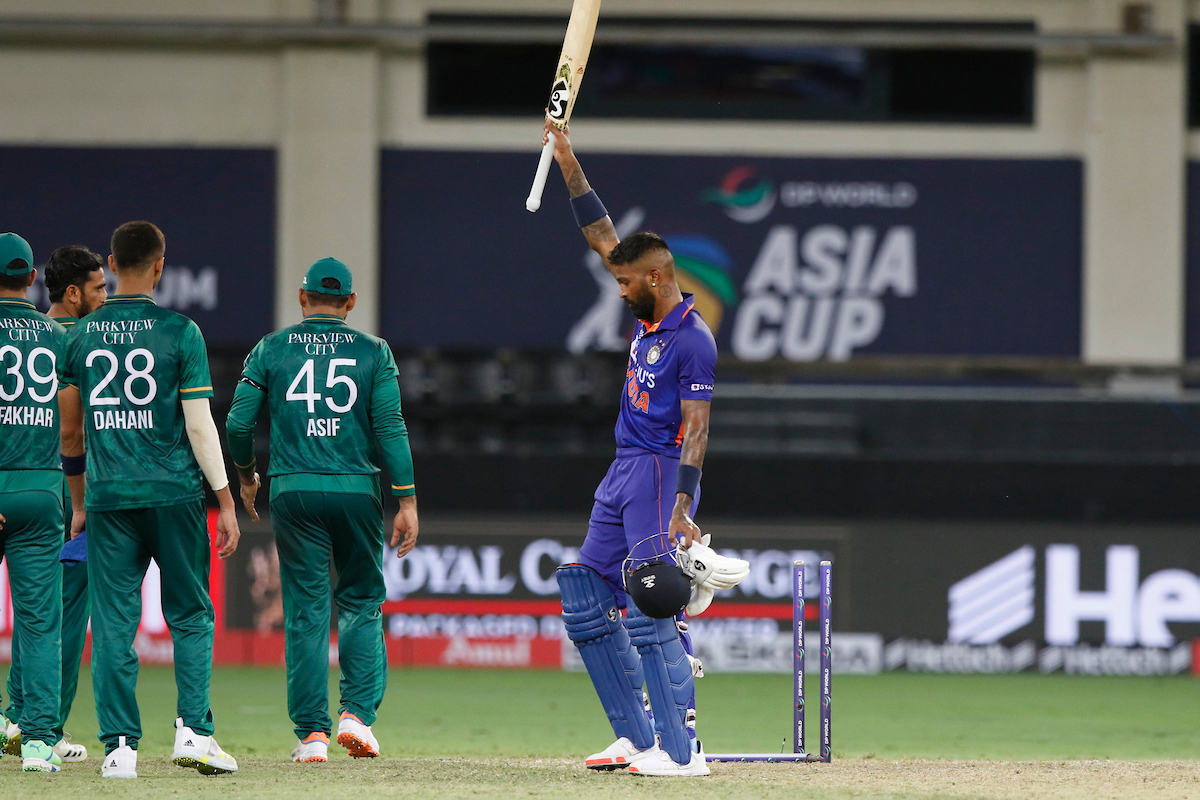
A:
[2, 666, 1198, 798]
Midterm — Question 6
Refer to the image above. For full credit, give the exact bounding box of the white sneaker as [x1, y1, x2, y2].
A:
[628, 740, 711, 777]
[101, 736, 137, 778]
[291, 732, 329, 763]
[585, 737, 660, 770]
[336, 711, 379, 758]
[54, 733, 88, 762]
[4, 720, 20, 756]
[172, 717, 238, 775]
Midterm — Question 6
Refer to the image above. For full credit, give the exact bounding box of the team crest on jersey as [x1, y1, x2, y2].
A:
[646, 344, 661, 365]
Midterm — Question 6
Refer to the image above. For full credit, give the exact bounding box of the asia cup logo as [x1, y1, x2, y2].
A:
[663, 235, 738, 335]
[547, 64, 572, 123]
[701, 165, 777, 224]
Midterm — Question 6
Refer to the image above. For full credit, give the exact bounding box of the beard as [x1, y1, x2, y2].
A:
[77, 295, 95, 317]
[624, 284, 657, 321]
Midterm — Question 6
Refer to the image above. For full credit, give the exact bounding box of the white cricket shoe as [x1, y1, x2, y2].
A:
[628, 740, 711, 777]
[4, 719, 21, 756]
[101, 736, 137, 778]
[585, 737, 660, 770]
[172, 717, 238, 775]
[291, 732, 329, 763]
[336, 711, 379, 758]
[54, 733, 88, 762]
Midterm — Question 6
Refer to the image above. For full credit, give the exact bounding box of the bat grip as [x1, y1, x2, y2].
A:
[525, 132, 557, 213]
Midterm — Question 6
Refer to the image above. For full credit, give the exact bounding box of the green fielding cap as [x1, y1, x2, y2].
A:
[302, 257, 353, 296]
[0, 233, 34, 275]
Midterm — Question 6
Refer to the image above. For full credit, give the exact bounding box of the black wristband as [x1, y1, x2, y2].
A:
[570, 189, 608, 228]
[61, 452, 85, 476]
[675, 464, 702, 499]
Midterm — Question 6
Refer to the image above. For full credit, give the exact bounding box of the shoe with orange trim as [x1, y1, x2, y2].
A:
[585, 737, 660, 770]
[336, 712, 379, 758]
[291, 732, 329, 763]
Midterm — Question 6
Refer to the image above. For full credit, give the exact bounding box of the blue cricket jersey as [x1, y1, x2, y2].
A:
[615, 293, 718, 458]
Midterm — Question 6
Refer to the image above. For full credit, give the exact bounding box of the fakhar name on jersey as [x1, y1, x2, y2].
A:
[0, 405, 54, 427]
[93, 409, 155, 430]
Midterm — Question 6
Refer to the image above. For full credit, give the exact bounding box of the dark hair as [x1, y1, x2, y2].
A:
[110, 221, 165, 270]
[0, 263, 28, 291]
[607, 231, 671, 267]
[45, 245, 103, 303]
[304, 287, 350, 309]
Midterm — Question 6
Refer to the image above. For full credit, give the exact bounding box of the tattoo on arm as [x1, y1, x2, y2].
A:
[583, 219, 618, 243]
[563, 160, 592, 199]
[679, 401, 710, 470]
[561, 153, 619, 250]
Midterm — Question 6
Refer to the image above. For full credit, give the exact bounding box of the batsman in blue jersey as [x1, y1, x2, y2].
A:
[546, 122, 717, 777]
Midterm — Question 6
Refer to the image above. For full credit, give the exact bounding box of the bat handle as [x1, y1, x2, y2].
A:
[525, 132, 557, 213]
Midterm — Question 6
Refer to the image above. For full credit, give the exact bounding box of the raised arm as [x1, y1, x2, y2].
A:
[545, 121, 620, 264]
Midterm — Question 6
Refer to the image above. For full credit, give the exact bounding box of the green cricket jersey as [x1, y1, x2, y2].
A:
[0, 298, 67, 489]
[60, 294, 213, 511]
[226, 313, 415, 498]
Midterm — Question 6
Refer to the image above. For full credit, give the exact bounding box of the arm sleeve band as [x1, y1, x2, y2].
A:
[570, 189, 608, 228]
[61, 452, 85, 476]
[182, 397, 230, 492]
[675, 464, 702, 499]
[226, 378, 267, 471]
[371, 350, 416, 497]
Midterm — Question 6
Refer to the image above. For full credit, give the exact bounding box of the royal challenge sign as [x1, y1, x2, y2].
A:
[381, 151, 1082, 359]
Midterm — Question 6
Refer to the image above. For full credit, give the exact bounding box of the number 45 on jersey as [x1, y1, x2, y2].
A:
[286, 357, 357, 437]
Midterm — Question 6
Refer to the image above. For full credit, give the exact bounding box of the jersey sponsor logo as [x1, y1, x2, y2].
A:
[84, 318, 157, 345]
[286, 331, 358, 355]
[691, 383, 713, 392]
[93, 409, 155, 430]
[0, 316, 53, 342]
[0, 404, 54, 427]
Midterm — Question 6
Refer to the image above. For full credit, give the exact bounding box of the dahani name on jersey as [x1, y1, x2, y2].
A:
[0, 404, 54, 427]
[84, 318, 156, 345]
[0, 316, 53, 341]
[288, 331, 357, 355]
[93, 408, 155, 430]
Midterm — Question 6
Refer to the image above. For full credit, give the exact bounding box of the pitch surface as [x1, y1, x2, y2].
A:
[1, 667, 1196, 798]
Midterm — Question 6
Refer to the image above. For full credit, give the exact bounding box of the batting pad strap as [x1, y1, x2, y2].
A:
[557, 564, 656, 750]
[626, 602, 695, 766]
[570, 190, 608, 228]
[675, 465, 701, 499]
[61, 452, 85, 476]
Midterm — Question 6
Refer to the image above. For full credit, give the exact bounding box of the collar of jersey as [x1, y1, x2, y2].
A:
[52, 316, 77, 326]
[107, 293, 155, 305]
[638, 293, 695, 338]
[0, 297, 35, 309]
[305, 314, 346, 325]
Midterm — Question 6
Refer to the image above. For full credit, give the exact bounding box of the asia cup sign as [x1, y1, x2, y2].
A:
[381, 151, 1083, 359]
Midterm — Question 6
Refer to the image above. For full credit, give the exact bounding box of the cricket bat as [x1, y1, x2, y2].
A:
[525, 0, 602, 213]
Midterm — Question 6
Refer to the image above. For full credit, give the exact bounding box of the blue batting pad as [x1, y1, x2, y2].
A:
[557, 564, 655, 750]
[626, 601, 694, 765]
